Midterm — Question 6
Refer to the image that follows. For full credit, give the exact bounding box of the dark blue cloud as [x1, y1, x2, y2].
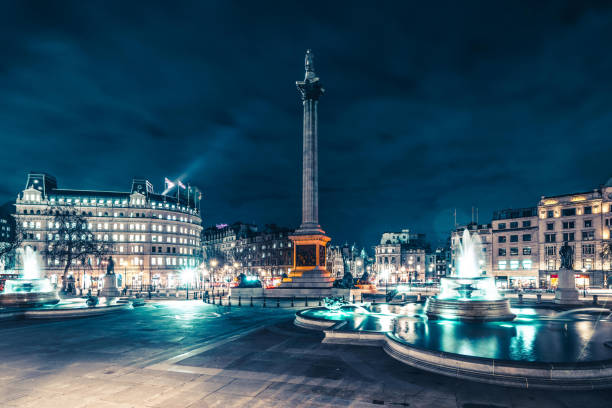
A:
[1, 1, 612, 247]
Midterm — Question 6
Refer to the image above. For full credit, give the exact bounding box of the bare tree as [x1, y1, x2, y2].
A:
[42, 208, 112, 291]
[601, 242, 612, 270]
[0, 220, 23, 270]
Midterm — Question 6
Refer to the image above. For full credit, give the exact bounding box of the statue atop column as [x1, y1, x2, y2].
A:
[559, 242, 574, 270]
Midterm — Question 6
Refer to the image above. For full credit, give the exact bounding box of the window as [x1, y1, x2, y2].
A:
[562, 221, 575, 229]
[510, 247, 518, 256]
[582, 230, 595, 241]
[498, 260, 507, 270]
[522, 220, 531, 228]
[522, 259, 532, 269]
[152, 247, 156, 253]
[498, 236, 506, 243]
[584, 206, 592, 215]
[522, 234, 531, 241]
[498, 248, 506, 256]
[582, 244, 595, 255]
[545, 233, 556, 243]
[498, 223, 506, 230]
[510, 222, 518, 229]
[545, 246, 555, 256]
[510, 235, 518, 242]
[546, 222, 554, 231]
[510, 260, 519, 270]
[584, 220, 592, 228]
[547, 210, 554, 218]
[562, 232, 575, 242]
[562, 208, 576, 217]
[523, 247, 531, 255]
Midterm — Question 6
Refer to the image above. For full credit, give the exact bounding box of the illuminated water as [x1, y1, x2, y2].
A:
[300, 304, 612, 363]
[437, 229, 502, 301]
[2, 247, 56, 295]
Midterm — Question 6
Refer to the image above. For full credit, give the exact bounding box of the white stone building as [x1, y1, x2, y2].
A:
[15, 172, 202, 290]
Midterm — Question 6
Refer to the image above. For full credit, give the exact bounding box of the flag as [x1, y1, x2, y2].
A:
[178, 180, 186, 189]
[165, 177, 175, 189]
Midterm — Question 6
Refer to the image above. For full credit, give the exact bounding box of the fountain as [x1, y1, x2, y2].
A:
[0, 247, 59, 307]
[425, 229, 515, 321]
[294, 228, 612, 388]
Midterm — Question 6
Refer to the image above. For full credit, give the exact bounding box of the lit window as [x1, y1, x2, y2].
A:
[498, 261, 507, 270]
[510, 260, 519, 270]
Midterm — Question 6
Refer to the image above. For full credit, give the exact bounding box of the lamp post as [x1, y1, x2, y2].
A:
[210, 259, 218, 292]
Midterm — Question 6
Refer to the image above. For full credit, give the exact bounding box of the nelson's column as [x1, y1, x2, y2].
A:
[277, 50, 334, 294]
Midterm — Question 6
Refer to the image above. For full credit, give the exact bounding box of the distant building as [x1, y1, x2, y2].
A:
[537, 183, 612, 288]
[374, 229, 430, 283]
[450, 177, 612, 289]
[490, 207, 539, 288]
[202, 223, 293, 285]
[433, 246, 450, 279]
[15, 172, 202, 289]
[326, 243, 368, 280]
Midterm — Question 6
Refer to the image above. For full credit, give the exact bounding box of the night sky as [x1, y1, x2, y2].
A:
[1, 1, 612, 248]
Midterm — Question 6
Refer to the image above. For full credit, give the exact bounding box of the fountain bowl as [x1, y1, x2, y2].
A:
[0, 279, 60, 307]
[425, 277, 515, 321]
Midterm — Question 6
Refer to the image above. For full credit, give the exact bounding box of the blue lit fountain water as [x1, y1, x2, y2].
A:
[296, 229, 612, 389]
[0, 247, 59, 307]
[425, 229, 515, 321]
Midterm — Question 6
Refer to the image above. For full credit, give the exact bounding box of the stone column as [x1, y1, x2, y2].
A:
[296, 50, 324, 234]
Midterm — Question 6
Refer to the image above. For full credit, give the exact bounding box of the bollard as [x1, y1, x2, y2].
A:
[228, 296, 231, 307]
[291, 296, 294, 307]
[352, 295, 355, 303]
[373, 297, 376, 304]
[238, 296, 242, 307]
[593, 295, 598, 305]
[263, 297, 266, 308]
[537, 293, 542, 304]
[318, 297, 322, 306]
[417, 293, 422, 302]
[277, 297, 280, 308]
[250, 296, 253, 307]
[518, 293, 523, 304]
[305, 296, 308, 307]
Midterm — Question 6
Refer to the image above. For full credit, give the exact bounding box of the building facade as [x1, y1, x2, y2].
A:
[450, 178, 612, 289]
[202, 223, 293, 286]
[491, 208, 539, 288]
[537, 185, 612, 288]
[326, 243, 368, 280]
[15, 172, 202, 290]
[374, 230, 429, 283]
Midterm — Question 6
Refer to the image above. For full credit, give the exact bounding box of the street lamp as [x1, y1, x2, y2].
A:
[210, 259, 218, 290]
[181, 267, 195, 300]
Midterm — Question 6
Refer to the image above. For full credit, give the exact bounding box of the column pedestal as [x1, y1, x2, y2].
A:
[554, 268, 581, 305]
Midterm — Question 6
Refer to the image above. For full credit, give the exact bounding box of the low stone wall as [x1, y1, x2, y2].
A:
[229, 288, 264, 298]
[383, 332, 612, 390]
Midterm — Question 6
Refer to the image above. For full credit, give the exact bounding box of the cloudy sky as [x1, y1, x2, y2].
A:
[1, 1, 612, 247]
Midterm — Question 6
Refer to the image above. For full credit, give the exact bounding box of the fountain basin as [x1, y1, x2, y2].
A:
[425, 297, 515, 321]
[0, 279, 60, 307]
[295, 303, 612, 389]
[384, 332, 612, 390]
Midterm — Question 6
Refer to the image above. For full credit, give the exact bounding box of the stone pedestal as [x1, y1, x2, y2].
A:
[100, 274, 120, 298]
[554, 268, 581, 304]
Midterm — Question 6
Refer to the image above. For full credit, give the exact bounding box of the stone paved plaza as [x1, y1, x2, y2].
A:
[1, 300, 612, 407]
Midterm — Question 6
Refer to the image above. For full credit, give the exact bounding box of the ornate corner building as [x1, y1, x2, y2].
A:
[15, 172, 202, 289]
